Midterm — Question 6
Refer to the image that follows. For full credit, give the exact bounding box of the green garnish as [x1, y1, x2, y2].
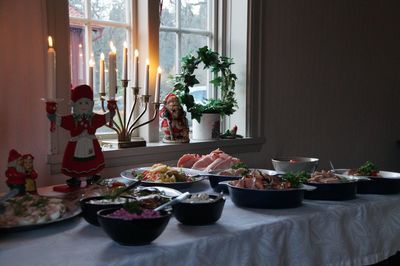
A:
[123, 201, 142, 214]
[357, 161, 378, 176]
[31, 197, 49, 208]
[281, 171, 309, 188]
[231, 162, 250, 176]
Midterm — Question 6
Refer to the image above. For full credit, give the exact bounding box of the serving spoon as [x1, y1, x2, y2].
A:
[154, 192, 190, 211]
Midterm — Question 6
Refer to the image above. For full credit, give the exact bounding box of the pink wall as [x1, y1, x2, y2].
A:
[0, 0, 55, 192]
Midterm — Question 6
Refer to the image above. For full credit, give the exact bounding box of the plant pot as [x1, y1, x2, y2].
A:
[192, 113, 220, 140]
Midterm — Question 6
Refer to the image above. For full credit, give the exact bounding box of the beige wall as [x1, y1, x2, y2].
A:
[255, 0, 400, 171]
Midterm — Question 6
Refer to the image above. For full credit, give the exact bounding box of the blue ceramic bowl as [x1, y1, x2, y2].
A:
[221, 181, 313, 209]
[97, 207, 171, 245]
[172, 194, 225, 225]
[80, 196, 132, 226]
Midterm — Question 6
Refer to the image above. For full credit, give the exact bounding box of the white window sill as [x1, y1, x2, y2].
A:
[47, 137, 265, 175]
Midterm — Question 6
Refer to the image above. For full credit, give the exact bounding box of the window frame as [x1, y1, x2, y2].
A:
[47, 0, 263, 174]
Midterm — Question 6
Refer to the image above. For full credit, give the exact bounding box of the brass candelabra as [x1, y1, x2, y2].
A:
[100, 80, 160, 148]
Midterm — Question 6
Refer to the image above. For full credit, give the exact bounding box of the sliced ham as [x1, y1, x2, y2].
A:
[192, 155, 215, 171]
[177, 148, 242, 172]
[177, 154, 201, 168]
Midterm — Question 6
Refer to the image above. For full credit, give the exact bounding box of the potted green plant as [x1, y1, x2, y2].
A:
[171, 46, 237, 140]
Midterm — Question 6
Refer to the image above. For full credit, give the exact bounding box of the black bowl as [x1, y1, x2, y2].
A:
[172, 194, 225, 225]
[224, 182, 306, 209]
[304, 181, 357, 200]
[357, 177, 400, 194]
[208, 175, 241, 193]
[97, 208, 171, 246]
[80, 196, 132, 226]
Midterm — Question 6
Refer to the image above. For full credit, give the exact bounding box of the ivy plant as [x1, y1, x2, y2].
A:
[171, 46, 238, 122]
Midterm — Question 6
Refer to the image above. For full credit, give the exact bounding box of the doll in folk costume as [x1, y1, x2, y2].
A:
[22, 154, 38, 194]
[160, 93, 189, 143]
[47, 85, 114, 190]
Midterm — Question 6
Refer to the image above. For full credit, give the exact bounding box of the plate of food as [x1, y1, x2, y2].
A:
[334, 161, 400, 194]
[0, 194, 81, 232]
[304, 170, 358, 200]
[120, 163, 208, 190]
[219, 169, 315, 209]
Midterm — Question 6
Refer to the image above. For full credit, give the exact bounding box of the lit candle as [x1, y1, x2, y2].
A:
[88, 58, 95, 89]
[155, 67, 161, 104]
[144, 59, 149, 95]
[99, 53, 105, 94]
[109, 42, 117, 99]
[122, 41, 128, 80]
[47, 36, 56, 100]
[134, 49, 139, 87]
[78, 44, 83, 82]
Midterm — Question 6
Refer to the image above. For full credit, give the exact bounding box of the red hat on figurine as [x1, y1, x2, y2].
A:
[8, 149, 21, 163]
[163, 93, 178, 103]
[71, 85, 93, 102]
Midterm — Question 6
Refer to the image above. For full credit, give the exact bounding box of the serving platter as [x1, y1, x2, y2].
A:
[334, 169, 400, 194]
[304, 180, 358, 201]
[121, 167, 207, 190]
[0, 201, 81, 232]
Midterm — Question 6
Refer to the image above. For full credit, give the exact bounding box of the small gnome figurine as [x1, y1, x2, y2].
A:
[160, 93, 189, 143]
[5, 149, 26, 195]
[22, 154, 38, 194]
[47, 85, 114, 190]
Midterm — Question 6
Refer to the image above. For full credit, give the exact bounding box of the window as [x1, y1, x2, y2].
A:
[47, 0, 260, 173]
[66, 0, 249, 145]
[159, 0, 214, 102]
[69, 0, 132, 133]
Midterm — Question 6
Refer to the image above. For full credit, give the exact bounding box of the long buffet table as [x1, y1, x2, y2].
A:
[1, 181, 400, 266]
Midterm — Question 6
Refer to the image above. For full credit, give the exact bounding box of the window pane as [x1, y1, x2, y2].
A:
[160, 0, 176, 27]
[69, 25, 87, 87]
[181, 0, 208, 30]
[159, 31, 176, 99]
[181, 33, 208, 90]
[69, 0, 85, 18]
[92, 26, 127, 95]
[91, 0, 127, 23]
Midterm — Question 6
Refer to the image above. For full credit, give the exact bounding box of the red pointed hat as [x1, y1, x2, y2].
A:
[163, 93, 178, 104]
[8, 149, 21, 163]
[71, 85, 93, 102]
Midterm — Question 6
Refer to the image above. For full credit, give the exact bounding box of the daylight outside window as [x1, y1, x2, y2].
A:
[159, 0, 214, 125]
[69, 0, 131, 134]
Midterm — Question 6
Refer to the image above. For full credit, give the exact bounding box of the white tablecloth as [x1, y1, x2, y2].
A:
[1, 183, 400, 266]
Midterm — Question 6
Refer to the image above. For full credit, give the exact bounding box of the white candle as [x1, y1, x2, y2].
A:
[144, 59, 149, 95]
[109, 42, 117, 99]
[47, 36, 56, 100]
[78, 44, 83, 82]
[134, 49, 139, 87]
[99, 53, 105, 94]
[122, 41, 128, 80]
[88, 59, 94, 89]
[155, 67, 161, 104]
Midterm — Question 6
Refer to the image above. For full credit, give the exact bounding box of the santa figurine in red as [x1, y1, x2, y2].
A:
[47, 85, 114, 191]
[5, 149, 26, 195]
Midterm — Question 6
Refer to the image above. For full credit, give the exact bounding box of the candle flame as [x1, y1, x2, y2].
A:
[79, 43, 82, 48]
[48, 36, 53, 47]
[89, 59, 95, 67]
[100, 53, 105, 60]
[123, 41, 128, 48]
[146, 59, 150, 65]
[157, 66, 162, 74]
[109, 41, 116, 53]
[134, 49, 139, 57]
